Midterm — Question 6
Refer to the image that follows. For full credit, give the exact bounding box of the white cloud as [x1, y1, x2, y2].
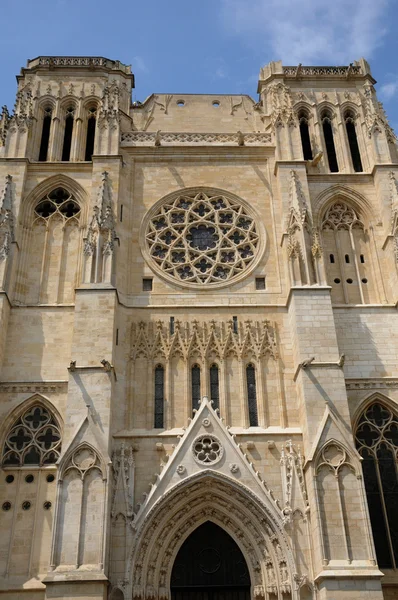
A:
[380, 80, 398, 100]
[133, 56, 148, 73]
[220, 0, 389, 65]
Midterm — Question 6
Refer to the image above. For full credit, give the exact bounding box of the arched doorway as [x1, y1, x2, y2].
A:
[171, 521, 251, 600]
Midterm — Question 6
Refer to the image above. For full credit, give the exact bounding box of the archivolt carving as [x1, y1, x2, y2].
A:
[131, 319, 277, 361]
[128, 472, 298, 600]
[141, 188, 264, 289]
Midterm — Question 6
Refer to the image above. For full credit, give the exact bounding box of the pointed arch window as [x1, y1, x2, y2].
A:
[344, 110, 363, 172]
[355, 402, 398, 568]
[246, 363, 258, 426]
[298, 110, 313, 160]
[210, 364, 220, 411]
[2, 404, 61, 466]
[154, 365, 165, 428]
[85, 106, 97, 161]
[62, 106, 75, 161]
[321, 110, 339, 172]
[39, 106, 52, 162]
[192, 364, 201, 413]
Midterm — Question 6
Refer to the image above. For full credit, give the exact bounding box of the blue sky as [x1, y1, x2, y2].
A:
[1, 0, 398, 130]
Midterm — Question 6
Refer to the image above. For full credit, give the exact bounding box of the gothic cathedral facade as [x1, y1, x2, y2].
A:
[0, 56, 397, 600]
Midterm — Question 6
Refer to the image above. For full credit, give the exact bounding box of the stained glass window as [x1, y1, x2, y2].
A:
[246, 364, 258, 427]
[154, 365, 165, 429]
[192, 365, 201, 414]
[210, 364, 220, 411]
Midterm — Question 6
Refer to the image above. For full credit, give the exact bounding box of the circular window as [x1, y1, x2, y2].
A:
[46, 474, 55, 483]
[2, 502, 11, 511]
[5, 475, 14, 484]
[22, 501, 31, 511]
[43, 501, 52, 510]
[25, 474, 34, 483]
[142, 188, 264, 289]
[362, 278, 368, 284]
[176, 100, 185, 107]
[347, 278, 353, 284]
[192, 434, 223, 465]
[212, 101, 220, 107]
[334, 278, 341, 284]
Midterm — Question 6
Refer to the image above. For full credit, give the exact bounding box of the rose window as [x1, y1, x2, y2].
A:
[142, 189, 263, 287]
[192, 435, 223, 465]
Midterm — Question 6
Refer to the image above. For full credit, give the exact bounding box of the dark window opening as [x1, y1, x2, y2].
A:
[255, 277, 266, 290]
[170, 316, 175, 335]
[143, 278, 153, 291]
[154, 365, 165, 428]
[347, 278, 353, 284]
[233, 316, 238, 334]
[39, 108, 52, 161]
[116, 328, 119, 346]
[246, 364, 258, 427]
[322, 117, 339, 172]
[84, 108, 96, 161]
[334, 278, 341, 283]
[120, 204, 123, 222]
[360, 254, 365, 263]
[330, 254, 335, 263]
[299, 115, 313, 160]
[345, 254, 350, 263]
[61, 108, 74, 161]
[345, 117, 363, 172]
[192, 365, 201, 413]
[210, 364, 220, 411]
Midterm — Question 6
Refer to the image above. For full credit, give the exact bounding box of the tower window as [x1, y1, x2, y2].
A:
[61, 107, 75, 162]
[345, 254, 350, 263]
[298, 111, 313, 160]
[321, 112, 339, 172]
[360, 254, 365, 263]
[191, 365, 201, 413]
[210, 364, 220, 411]
[330, 254, 335, 263]
[84, 107, 97, 161]
[246, 364, 258, 427]
[345, 111, 363, 172]
[154, 365, 165, 429]
[38, 107, 52, 162]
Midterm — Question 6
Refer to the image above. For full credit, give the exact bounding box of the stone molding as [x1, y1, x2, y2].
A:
[121, 131, 272, 146]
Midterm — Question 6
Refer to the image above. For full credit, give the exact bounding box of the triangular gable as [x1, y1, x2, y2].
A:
[133, 397, 284, 527]
[58, 406, 110, 468]
[306, 402, 359, 465]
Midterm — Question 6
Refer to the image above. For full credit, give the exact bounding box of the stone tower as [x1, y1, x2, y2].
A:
[0, 56, 397, 600]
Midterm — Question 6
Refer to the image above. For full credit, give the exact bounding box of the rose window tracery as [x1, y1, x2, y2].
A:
[142, 189, 262, 287]
[2, 405, 61, 466]
[192, 434, 223, 465]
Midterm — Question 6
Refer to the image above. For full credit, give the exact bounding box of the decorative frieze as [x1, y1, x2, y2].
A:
[121, 131, 272, 145]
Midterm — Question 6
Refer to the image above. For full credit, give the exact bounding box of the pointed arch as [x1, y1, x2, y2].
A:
[312, 185, 374, 227]
[20, 174, 89, 226]
[129, 470, 296, 600]
[1, 394, 62, 467]
[352, 392, 398, 431]
[58, 440, 107, 479]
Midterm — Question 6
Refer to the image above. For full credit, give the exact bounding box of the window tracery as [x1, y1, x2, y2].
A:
[321, 200, 373, 303]
[34, 187, 81, 222]
[355, 402, 398, 568]
[143, 189, 262, 288]
[2, 405, 61, 466]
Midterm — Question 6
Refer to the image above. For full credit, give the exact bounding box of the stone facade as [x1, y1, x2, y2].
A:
[0, 55, 397, 600]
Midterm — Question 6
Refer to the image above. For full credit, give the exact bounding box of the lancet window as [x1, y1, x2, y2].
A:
[210, 363, 220, 411]
[246, 363, 258, 427]
[38, 106, 52, 162]
[85, 106, 97, 161]
[192, 364, 201, 413]
[61, 106, 75, 161]
[321, 110, 339, 172]
[355, 402, 398, 568]
[154, 365, 165, 429]
[344, 110, 363, 172]
[2, 404, 61, 467]
[298, 110, 313, 161]
[321, 200, 373, 303]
